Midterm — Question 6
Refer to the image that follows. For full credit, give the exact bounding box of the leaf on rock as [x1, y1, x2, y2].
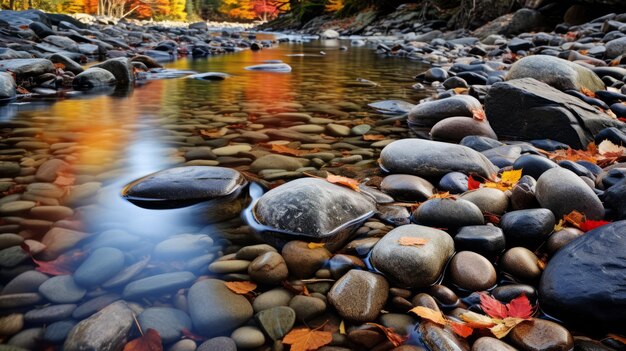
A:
[53, 62, 65, 70]
[398, 237, 428, 247]
[54, 172, 76, 186]
[365, 323, 407, 347]
[479, 293, 509, 319]
[123, 328, 163, 351]
[409, 306, 447, 326]
[429, 192, 454, 200]
[467, 175, 481, 190]
[597, 140, 626, 157]
[363, 134, 386, 141]
[21, 243, 87, 276]
[224, 281, 257, 295]
[490, 317, 527, 339]
[282, 327, 333, 351]
[484, 169, 522, 191]
[580, 220, 611, 232]
[459, 311, 497, 328]
[307, 242, 326, 249]
[471, 108, 486, 121]
[326, 173, 360, 192]
[199, 127, 228, 138]
[448, 321, 474, 338]
[506, 294, 533, 319]
[181, 328, 206, 342]
[269, 144, 310, 157]
[563, 210, 585, 228]
[581, 87, 596, 98]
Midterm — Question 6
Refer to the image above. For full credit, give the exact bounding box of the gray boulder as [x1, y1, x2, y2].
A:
[43, 35, 79, 52]
[485, 78, 626, 149]
[380, 139, 498, 180]
[408, 95, 483, 129]
[0, 72, 16, 103]
[506, 55, 605, 92]
[605, 36, 626, 59]
[370, 224, 454, 289]
[92, 57, 134, 84]
[64, 301, 134, 351]
[49, 53, 84, 74]
[536, 167, 604, 220]
[0, 59, 55, 79]
[73, 68, 116, 89]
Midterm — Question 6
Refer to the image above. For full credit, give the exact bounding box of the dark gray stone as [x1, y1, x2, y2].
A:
[64, 301, 134, 351]
[24, 304, 76, 324]
[39, 275, 86, 304]
[500, 209, 555, 249]
[1, 270, 49, 294]
[254, 306, 296, 340]
[606, 36, 626, 59]
[92, 57, 134, 84]
[197, 337, 237, 351]
[412, 198, 485, 230]
[137, 307, 192, 343]
[72, 294, 121, 320]
[73, 68, 115, 89]
[454, 225, 505, 259]
[43, 320, 77, 344]
[0, 72, 16, 103]
[122, 271, 196, 300]
[0, 59, 55, 78]
[485, 78, 626, 149]
[380, 139, 498, 180]
[408, 95, 482, 128]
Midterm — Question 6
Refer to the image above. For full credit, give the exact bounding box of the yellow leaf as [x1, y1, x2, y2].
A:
[224, 281, 257, 295]
[490, 317, 527, 339]
[398, 237, 428, 247]
[500, 169, 522, 184]
[307, 242, 326, 249]
[409, 306, 447, 326]
[459, 311, 497, 328]
[429, 192, 454, 199]
[326, 173, 360, 192]
[339, 320, 346, 335]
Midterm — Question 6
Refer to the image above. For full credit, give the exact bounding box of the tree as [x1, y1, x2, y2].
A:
[253, 0, 277, 21]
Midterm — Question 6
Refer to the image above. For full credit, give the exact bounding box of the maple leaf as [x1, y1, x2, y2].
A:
[580, 220, 611, 232]
[363, 134, 386, 141]
[483, 169, 522, 191]
[326, 173, 360, 192]
[397, 237, 428, 247]
[282, 327, 332, 351]
[224, 281, 257, 295]
[467, 175, 481, 190]
[409, 306, 447, 326]
[365, 323, 407, 347]
[448, 321, 474, 338]
[124, 328, 162, 351]
[21, 243, 87, 276]
[307, 242, 326, 249]
[480, 293, 533, 319]
[479, 293, 509, 319]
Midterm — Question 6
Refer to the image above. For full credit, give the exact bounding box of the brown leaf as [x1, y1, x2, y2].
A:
[397, 237, 428, 247]
[282, 327, 333, 351]
[200, 127, 228, 138]
[409, 306, 447, 326]
[326, 173, 360, 192]
[428, 192, 454, 200]
[123, 328, 163, 351]
[224, 281, 257, 295]
[365, 323, 407, 347]
[21, 243, 87, 276]
[363, 134, 386, 141]
[490, 317, 527, 339]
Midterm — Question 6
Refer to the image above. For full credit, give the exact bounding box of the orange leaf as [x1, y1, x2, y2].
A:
[326, 173, 360, 192]
[490, 317, 527, 339]
[365, 323, 407, 347]
[268, 144, 309, 156]
[479, 293, 508, 319]
[54, 172, 76, 186]
[448, 321, 474, 338]
[409, 306, 447, 326]
[467, 175, 481, 190]
[53, 62, 65, 70]
[563, 210, 585, 228]
[471, 108, 486, 121]
[16, 87, 30, 94]
[307, 242, 326, 249]
[459, 311, 497, 328]
[506, 294, 533, 319]
[397, 237, 428, 247]
[363, 134, 386, 141]
[581, 87, 596, 98]
[580, 220, 611, 232]
[429, 192, 454, 199]
[200, 127, 228, 138]
[21, 243, 87, 276]
[282, 327, 333, 351]
[123, 328, 163, 351]
[224, 281, 257, 295]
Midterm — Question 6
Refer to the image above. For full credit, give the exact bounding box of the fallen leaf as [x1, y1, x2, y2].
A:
[448, 321, 474, 338]
[200, 127, 228, 138]
[598, 140, 626, 157]
[21, 243, 87, 276]
[429, 192, 454, 200]
[409, 306, 447, 326]
[471, 108, 486, 121]
[307, 242, 326, 249]
[459, 311, 497, 328]
[16, 87, 30, 94]
[363, 134, 386, 141]
[224, 281, 257, 295]
[484, 169, 522, 191]
[453, 87, 468, 94]
[181, 328, 206, 342]
[326, 173, 360, 192]
[398, 237, 428, 247]
[53, 62, 65, 70]
[489, 317, 527, 339]
[506, 294, 533, 319]
[282, 327, 333, 351]
[467, 175, 481, 190]
[365, 323, 407, 347]
[339, 320, 346, 335]
[580, 219, 611, 232]
[123, 328, 163, 351]
[54, 172, 75, 187]
[479, 293, 508, 319]
[269, 144, 310, 156]
[562, 210, 585, 228]
[581, 87, 596, 98]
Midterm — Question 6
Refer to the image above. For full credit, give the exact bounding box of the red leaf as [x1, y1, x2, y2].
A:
[448, 321, 474, 338]
[181, 328, 206, 342]
[506, 294, 533, 319]
[123, 328, 163, 351]
[479, 293, 508, 319]
[467, 175, 481, 190]
[580, 220, 611, 232]
[21, 243, 87, 276]
[365, 323, 407, 347]
[471, 108, 486, 121]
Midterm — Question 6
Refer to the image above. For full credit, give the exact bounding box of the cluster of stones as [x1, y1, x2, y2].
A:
[1, 7, 626, 351]
[0, 9, 272, 102]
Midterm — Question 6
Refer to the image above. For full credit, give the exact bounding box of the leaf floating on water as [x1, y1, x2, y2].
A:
[325, 173, 360, 192]
[409, 306, 447, 326]
[21, 243, 87, 276]
[123, 328, 163, 351]
[224, 281, 257, 295]
[307, 242, 326, 249]
[448, 321, 474, 338]
[282, 327, 333, 351]
[397, 237, 428, 247]
[365, 323, 407, 347]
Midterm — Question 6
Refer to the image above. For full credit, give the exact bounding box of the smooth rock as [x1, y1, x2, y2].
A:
[509, 319, 573, 351]
[197, 337, 236, 351]
[137, 307, 192, 344]
[380, 174, 434, 202]
[500, 247, 541, 282]
[282, 241, 331, 279]
[73, 68, 116, 89]
[430, 117, 497, 143]
[448, 251, 497, 291]
[39, 275, 86, 303]
[253, 288, 293, 313]
[328, 270, 389, 322]
[64, 301, 134, 351]
[412, 198, 484, 231]
[123, 272, 196, 300]
[454, 226, 505, 259]
[472, 337, 518, 351]
[408, 95, 483, 128]
[254, 306, 295, 340]
[92, 57, 134, 84]
[73, 247, 125, 288]
[459, 188, 509, 215]
[536, 168, 604, 220]
[231, 326, 265, 349]
[500, 209, 555, 249]
[248, 251, 288, 285]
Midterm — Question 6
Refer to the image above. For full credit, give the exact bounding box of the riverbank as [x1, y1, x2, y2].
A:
[1, 6, 626, 351]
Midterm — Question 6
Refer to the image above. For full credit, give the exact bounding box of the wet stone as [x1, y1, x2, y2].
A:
[248, 251, 289, 285]
[24, 304, 76, 324]
[536, 168, 604, 220]
[230, 326, 265, 349]
[254, 306, 296, 340]
[253, 288, 293, 313]
[500, 247, 541, 283]
[281, 241, 331, 279]
[137, 307, 192, 344]
[64, 301, 134, 351]
[448, 251, 497, 292]
[509, 319, 573, 351]
[459, 188, 509, 215]
[73, 247, 125, 288]
[39, 275, 86, 304]
[454, 226, 505, 259]
[72, 293, 121, 320]
[123, 271, 196, 300]
[412, 198, 484, 231]
[471, 337, 518, 351]
[43, 320, 77, 344]
[500, 209, 555, 250]
[0, 293, 42, 308]
[154, 234, 213, 259]
[327, 270, 389, 322]
[289, 295, 327, 322]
